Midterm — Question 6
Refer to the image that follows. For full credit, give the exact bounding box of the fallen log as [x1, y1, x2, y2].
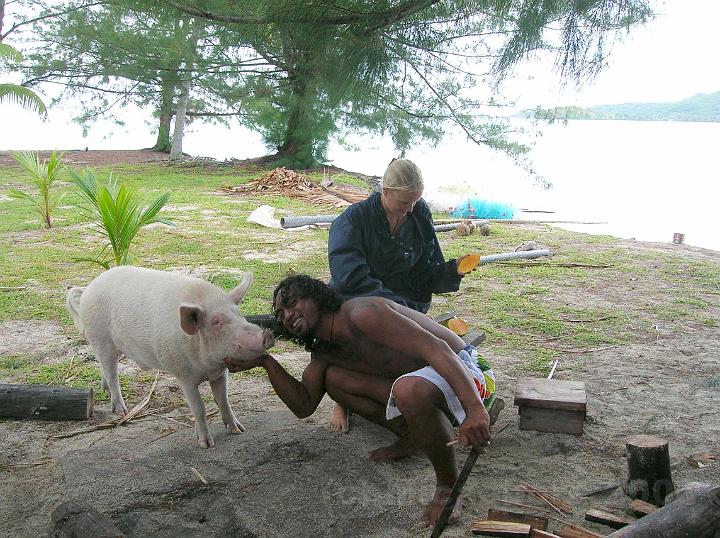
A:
[608, 482, 720, 538]
[0, 383, 94, 420]
[50, 499, 124, 537]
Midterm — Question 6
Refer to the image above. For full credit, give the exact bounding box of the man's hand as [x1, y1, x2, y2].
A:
[457, 405, 491, 450]
[225, 353, 271, 373]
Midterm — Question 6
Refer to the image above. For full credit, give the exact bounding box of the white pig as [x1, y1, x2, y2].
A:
[66, 265, 274, 448]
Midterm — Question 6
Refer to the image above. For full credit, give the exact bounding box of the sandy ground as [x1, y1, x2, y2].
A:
[1, 152, 719, 537]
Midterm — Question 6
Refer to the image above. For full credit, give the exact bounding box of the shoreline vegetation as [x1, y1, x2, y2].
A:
[519, 90, 720, 122]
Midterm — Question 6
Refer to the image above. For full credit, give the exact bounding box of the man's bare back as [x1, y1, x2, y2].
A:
[312, 297, 466, 379]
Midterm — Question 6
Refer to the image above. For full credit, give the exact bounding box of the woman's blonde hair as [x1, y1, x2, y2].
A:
[382, 158, 424, 192]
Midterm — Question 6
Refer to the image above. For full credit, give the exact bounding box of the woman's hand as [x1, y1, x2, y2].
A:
[456, 253, 481, 276]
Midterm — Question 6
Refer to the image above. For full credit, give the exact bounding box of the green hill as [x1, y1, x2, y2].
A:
[520, 91, 720, 122]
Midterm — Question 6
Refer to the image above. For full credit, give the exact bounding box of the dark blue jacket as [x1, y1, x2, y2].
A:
[328, 192, 461, 313]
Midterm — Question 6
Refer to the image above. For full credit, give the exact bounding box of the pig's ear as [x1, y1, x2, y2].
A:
[179, 304, 205, 335]
[229, 272, 253, 305]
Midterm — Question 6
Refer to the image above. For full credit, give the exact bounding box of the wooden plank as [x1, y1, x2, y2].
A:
[530, 530, 562, 538]
[627, 499, 658, 516]
[463, 329, 486, 347]
[555, 525, 605, 538]
[514, 377, 586, 411]
[518, 406, 585, 435]
[487, 509, 548, 530]
[585, 509, 637, 529]
[472, 520, 531, 537]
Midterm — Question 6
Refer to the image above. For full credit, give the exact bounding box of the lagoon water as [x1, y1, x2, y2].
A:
[322, 120, 720, 252]
[2, 109, 719, 252]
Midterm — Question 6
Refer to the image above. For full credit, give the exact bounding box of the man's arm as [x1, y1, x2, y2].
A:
[225, 354, 328, 419]
[350, 302, 491, 447]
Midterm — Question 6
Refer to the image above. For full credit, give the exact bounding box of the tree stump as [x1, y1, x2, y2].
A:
[50, 499, 125, 537]
[608, 482, 720, 538]
[0, 384, 94, 420]
[623, 434, 674, 506]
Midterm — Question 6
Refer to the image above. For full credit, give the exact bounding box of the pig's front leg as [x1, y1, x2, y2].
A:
[178, 381, 214, 448]
[209, 369, 245, 434]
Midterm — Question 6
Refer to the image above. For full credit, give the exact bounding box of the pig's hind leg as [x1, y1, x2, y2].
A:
[89, 338, 128, 415]
[178, 381, 215, 448]
[210, 370, 246, 434]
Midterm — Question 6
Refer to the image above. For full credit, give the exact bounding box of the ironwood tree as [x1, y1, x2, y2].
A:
[12, 0, 653, 168]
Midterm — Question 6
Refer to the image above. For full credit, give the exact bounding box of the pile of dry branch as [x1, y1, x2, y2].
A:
[220, 167, 369, 208]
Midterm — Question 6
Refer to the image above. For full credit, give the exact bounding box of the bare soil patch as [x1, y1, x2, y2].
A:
[0, 149, 170, 167]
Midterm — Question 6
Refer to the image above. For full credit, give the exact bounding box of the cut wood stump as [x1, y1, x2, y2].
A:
[472, 520, 531, 537]
[584, 508, 637, 529]
[623, 434, 674, 506]
[0, 384, 94, 420]
[50, 499, 124, 537]
[487, 509, 548, 531]
[513, 377, 586, 435]
[608, 482, 720, 538]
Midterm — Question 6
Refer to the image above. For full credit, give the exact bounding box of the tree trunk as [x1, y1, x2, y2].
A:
[152, 76, 176, 152]
[0, 0, 6, 41]
[169, 77, 190, 160]
[169, 18, 203, 160]
[276, 64, 320, 168]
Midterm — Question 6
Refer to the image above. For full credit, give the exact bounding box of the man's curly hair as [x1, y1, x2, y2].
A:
[271, 274, 343, 352]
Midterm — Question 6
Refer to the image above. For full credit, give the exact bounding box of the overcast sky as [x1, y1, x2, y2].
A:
[508, 0, 720, 108]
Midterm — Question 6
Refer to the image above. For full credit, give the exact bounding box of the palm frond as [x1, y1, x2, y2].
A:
[0, 84, 47, 118]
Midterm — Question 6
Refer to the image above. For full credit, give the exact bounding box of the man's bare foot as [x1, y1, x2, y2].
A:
[329, 403, 350, 433]
[368, 435, 419, 462]
[419, 488, 462, 528]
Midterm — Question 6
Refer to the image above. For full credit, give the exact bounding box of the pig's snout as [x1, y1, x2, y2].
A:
[262, 330, 275, 349]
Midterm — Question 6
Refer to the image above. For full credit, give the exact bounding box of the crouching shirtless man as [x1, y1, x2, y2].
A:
[225, 275, 497, 528]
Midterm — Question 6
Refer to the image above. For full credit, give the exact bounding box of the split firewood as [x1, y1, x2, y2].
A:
[530, 530, 562, 538]
[554, 524, 604, 538]
[472, 520, 531, 537]
[487, 509, 548, 530]
[584, 508, 637, 529]
[627, 499, 657, 517]
[521, 484, 573, 515]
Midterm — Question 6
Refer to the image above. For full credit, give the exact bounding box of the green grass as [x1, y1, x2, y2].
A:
[0, 354, 141, 402]
[2, 159, 719, 387]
